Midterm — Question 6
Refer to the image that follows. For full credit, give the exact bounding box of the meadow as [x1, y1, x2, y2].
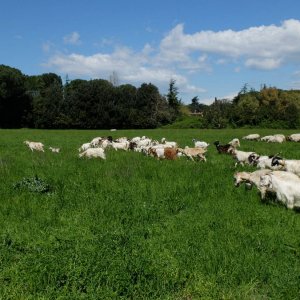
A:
[0, 128, 300, 299]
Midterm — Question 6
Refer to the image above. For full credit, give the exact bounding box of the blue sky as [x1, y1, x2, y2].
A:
[2, 0, 300, 103]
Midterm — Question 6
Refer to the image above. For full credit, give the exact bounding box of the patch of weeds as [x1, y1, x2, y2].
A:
[13, 175, 52, 194]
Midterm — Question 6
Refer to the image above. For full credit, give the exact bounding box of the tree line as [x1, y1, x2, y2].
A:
[0, 65, 180, 129]
[1, 64, 300, 129]
[188, 84, 300, 129]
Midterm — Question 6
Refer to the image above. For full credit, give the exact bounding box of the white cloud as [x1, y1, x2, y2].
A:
[63, 32, 81, 45]
[159, 19, 300, 70]
[44, 44, 206, 99]
[245, 58, 282, 70]
[44, 19, 300, 102]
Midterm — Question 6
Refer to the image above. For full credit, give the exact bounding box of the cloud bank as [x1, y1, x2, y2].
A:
[44, 19, 300, 100]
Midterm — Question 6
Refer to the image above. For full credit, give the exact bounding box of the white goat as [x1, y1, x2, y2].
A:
[111, 141, 129, 151]
[115, 137, 128, 143]
[230, 149, 259, 167]
[192, 139, 209, 149]
[161, 137, 177, 148]
[234, 169, 272, 199]
[49, 147, 60, 153]
[260, 171, 300, 209]
[242, 134, 260, 141]
[150, 144, 174, 150]
[271, 157, 300, 177]
[130, 136, 141, 143]
[252, 155, 282, 170]
[24, 141, 44, 152]
[274, 134, 286, 140]
[267, 135, 285, 143]
[287, 133, 300, 142]
[79, 148, 106, 159]
[136, 138, 152, 148]
[228, 138, 240, 148]
[260, 135, 274, 142]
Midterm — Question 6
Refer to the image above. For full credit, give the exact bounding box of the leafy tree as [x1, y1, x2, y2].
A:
[114, 84, 137, 128]
[203, 99, 232, 128]
[235, 94, 260, 126]
[27, 73, 63, 128]
[0, 65, 30, 128]
[189, 96, 200, 112]
[167, 79, 181, 117]
[135, 83, 164, 128]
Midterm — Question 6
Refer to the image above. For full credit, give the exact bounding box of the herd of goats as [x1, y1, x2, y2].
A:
[23, 132, 300, 210]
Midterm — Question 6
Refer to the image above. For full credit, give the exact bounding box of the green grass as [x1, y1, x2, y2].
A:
[0, 128, 300, 299]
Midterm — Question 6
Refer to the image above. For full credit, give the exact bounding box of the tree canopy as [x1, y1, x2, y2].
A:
[1, 64, 300, 129]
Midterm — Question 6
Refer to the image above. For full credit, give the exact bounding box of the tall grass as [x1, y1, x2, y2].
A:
[0, 128, 300, 299]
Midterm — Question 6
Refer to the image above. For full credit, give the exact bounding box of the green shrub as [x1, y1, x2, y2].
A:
[13, 176, 51, 194]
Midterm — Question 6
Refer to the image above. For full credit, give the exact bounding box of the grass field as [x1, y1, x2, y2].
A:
[0, 128, 300, 299]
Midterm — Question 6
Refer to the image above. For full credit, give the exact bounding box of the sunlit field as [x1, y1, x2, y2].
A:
[0, 128, 300, 299]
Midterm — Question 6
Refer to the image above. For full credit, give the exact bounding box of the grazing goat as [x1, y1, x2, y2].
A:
[149, 147, 178, 160]
[271, 157, 300, 177]
[287, 133, 300, 142]
[49, 147, 60, 153]
[115, 137, 128, 143]
[79, 148, 106, 159]
[260, 171, 300, 209]
[260, 135, 274, 142]
[267, 135, 285, 143]
[24, 141, 44, 152]
[111, 141, 129, 151]
[249, 154, 282, 170]
[234, 169, 272, 199]
[213, 141, 232, 154]
[136, 138, 152, 148]
[161, 137, 177, 148]
[260, 134, 285, 143]
[242, 134, 260, 141]
[192, 139, 209, 149]
[229, 148, 259, 167]
[177, 147, 207, 162]
[130, 136, 141, 143]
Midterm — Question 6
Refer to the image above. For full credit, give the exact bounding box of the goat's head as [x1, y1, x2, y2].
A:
[129, 142, 137, 150]
[233, 172, 243, 187]
[271, 156, 284, 166]
[248, 153, 259, 165]
[233, 172, 250, 187]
